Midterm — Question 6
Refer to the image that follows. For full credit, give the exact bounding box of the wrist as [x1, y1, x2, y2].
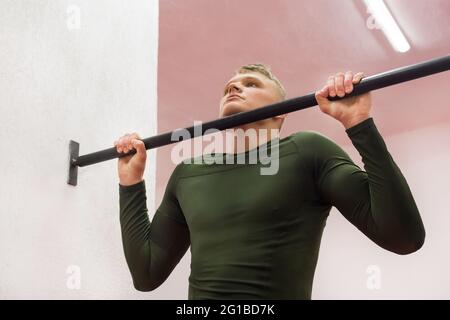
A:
[341, 115, 371, 130]
[119, 178, 144, 187]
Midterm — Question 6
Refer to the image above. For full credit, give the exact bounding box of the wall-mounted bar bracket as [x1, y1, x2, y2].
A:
[67, 140, 80, 186]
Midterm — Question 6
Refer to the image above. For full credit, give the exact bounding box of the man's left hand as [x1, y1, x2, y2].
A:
[315, 71, 371, 129]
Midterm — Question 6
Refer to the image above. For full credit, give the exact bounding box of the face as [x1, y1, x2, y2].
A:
[219, 72, 284, 118]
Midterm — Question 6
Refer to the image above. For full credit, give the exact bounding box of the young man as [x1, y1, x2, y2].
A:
[115, 64, 425, 299]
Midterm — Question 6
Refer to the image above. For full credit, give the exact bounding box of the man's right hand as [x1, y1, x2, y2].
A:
[114, 132, 147, 186]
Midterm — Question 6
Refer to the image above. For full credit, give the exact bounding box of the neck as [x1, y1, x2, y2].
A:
[226, 120, 281, 154]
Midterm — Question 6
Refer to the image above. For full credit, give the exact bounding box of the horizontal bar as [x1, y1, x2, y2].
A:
[73, 54, 450, 168]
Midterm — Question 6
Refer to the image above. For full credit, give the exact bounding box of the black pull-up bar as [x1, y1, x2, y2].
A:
[67, 54, 450, 186]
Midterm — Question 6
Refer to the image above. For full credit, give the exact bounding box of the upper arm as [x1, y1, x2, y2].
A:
[294, 131, 378, 236]
[147, 164, 191, 289]
[292, 129, 425, 254]
[315, 138, 370, 218]
[146, 210, 190, 290]
[122, 164, 191, 292]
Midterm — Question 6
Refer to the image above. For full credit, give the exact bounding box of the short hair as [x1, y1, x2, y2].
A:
[234, 63, 286, 100]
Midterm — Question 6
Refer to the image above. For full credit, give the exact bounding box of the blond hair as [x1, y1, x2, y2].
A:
[235, 63, 286, 100]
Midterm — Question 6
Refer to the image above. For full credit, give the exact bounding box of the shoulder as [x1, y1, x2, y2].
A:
[289, 130, 348, 161]
[289, 130, 336, 150]
[165, 160, 187, 188]
[168, 157, 203, 181]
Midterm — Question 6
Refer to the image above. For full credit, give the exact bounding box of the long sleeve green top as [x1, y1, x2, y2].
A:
[119, 118, 425, 299]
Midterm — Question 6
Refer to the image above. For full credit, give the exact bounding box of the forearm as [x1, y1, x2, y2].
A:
[119, 180, 155, 291]
[345, 118, 425, 253]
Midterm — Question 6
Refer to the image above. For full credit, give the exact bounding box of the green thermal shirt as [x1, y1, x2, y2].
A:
[119, 118, 425, 299]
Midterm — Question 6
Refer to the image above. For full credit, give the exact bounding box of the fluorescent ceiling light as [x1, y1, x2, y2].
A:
[363, 0, 411, 53]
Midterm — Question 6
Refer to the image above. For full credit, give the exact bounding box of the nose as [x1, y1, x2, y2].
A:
[227, 83, 242, 95]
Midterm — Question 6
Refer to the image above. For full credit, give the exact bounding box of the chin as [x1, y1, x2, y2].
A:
[221, 104, 246, 117]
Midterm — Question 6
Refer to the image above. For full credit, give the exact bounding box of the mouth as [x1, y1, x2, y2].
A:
[226, 95, 243, 102]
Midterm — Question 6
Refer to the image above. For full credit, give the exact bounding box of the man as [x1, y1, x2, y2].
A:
[114, 64, 425, 299]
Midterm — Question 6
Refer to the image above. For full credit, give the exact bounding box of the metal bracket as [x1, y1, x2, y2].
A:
[67, 140, 80, 186]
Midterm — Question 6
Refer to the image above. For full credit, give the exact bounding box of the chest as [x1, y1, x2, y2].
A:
[176, 154, 316, 232]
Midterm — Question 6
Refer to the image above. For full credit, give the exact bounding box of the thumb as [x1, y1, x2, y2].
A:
[315, 86, 330, 112]
[132, 139, 147, 159]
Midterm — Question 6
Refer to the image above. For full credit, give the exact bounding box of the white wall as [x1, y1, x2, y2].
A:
[0, 0, 159, 299]
[314, 120, 450, 299]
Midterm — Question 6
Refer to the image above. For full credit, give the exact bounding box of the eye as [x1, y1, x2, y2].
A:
[223, 80, 258, 95]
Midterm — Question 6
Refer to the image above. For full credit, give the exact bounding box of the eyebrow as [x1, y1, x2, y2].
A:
[223, 76, 263, 93]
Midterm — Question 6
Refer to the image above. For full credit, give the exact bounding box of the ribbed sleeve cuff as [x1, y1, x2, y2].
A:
[345, 117, 375, 137]
[119, 179, 145, 194]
